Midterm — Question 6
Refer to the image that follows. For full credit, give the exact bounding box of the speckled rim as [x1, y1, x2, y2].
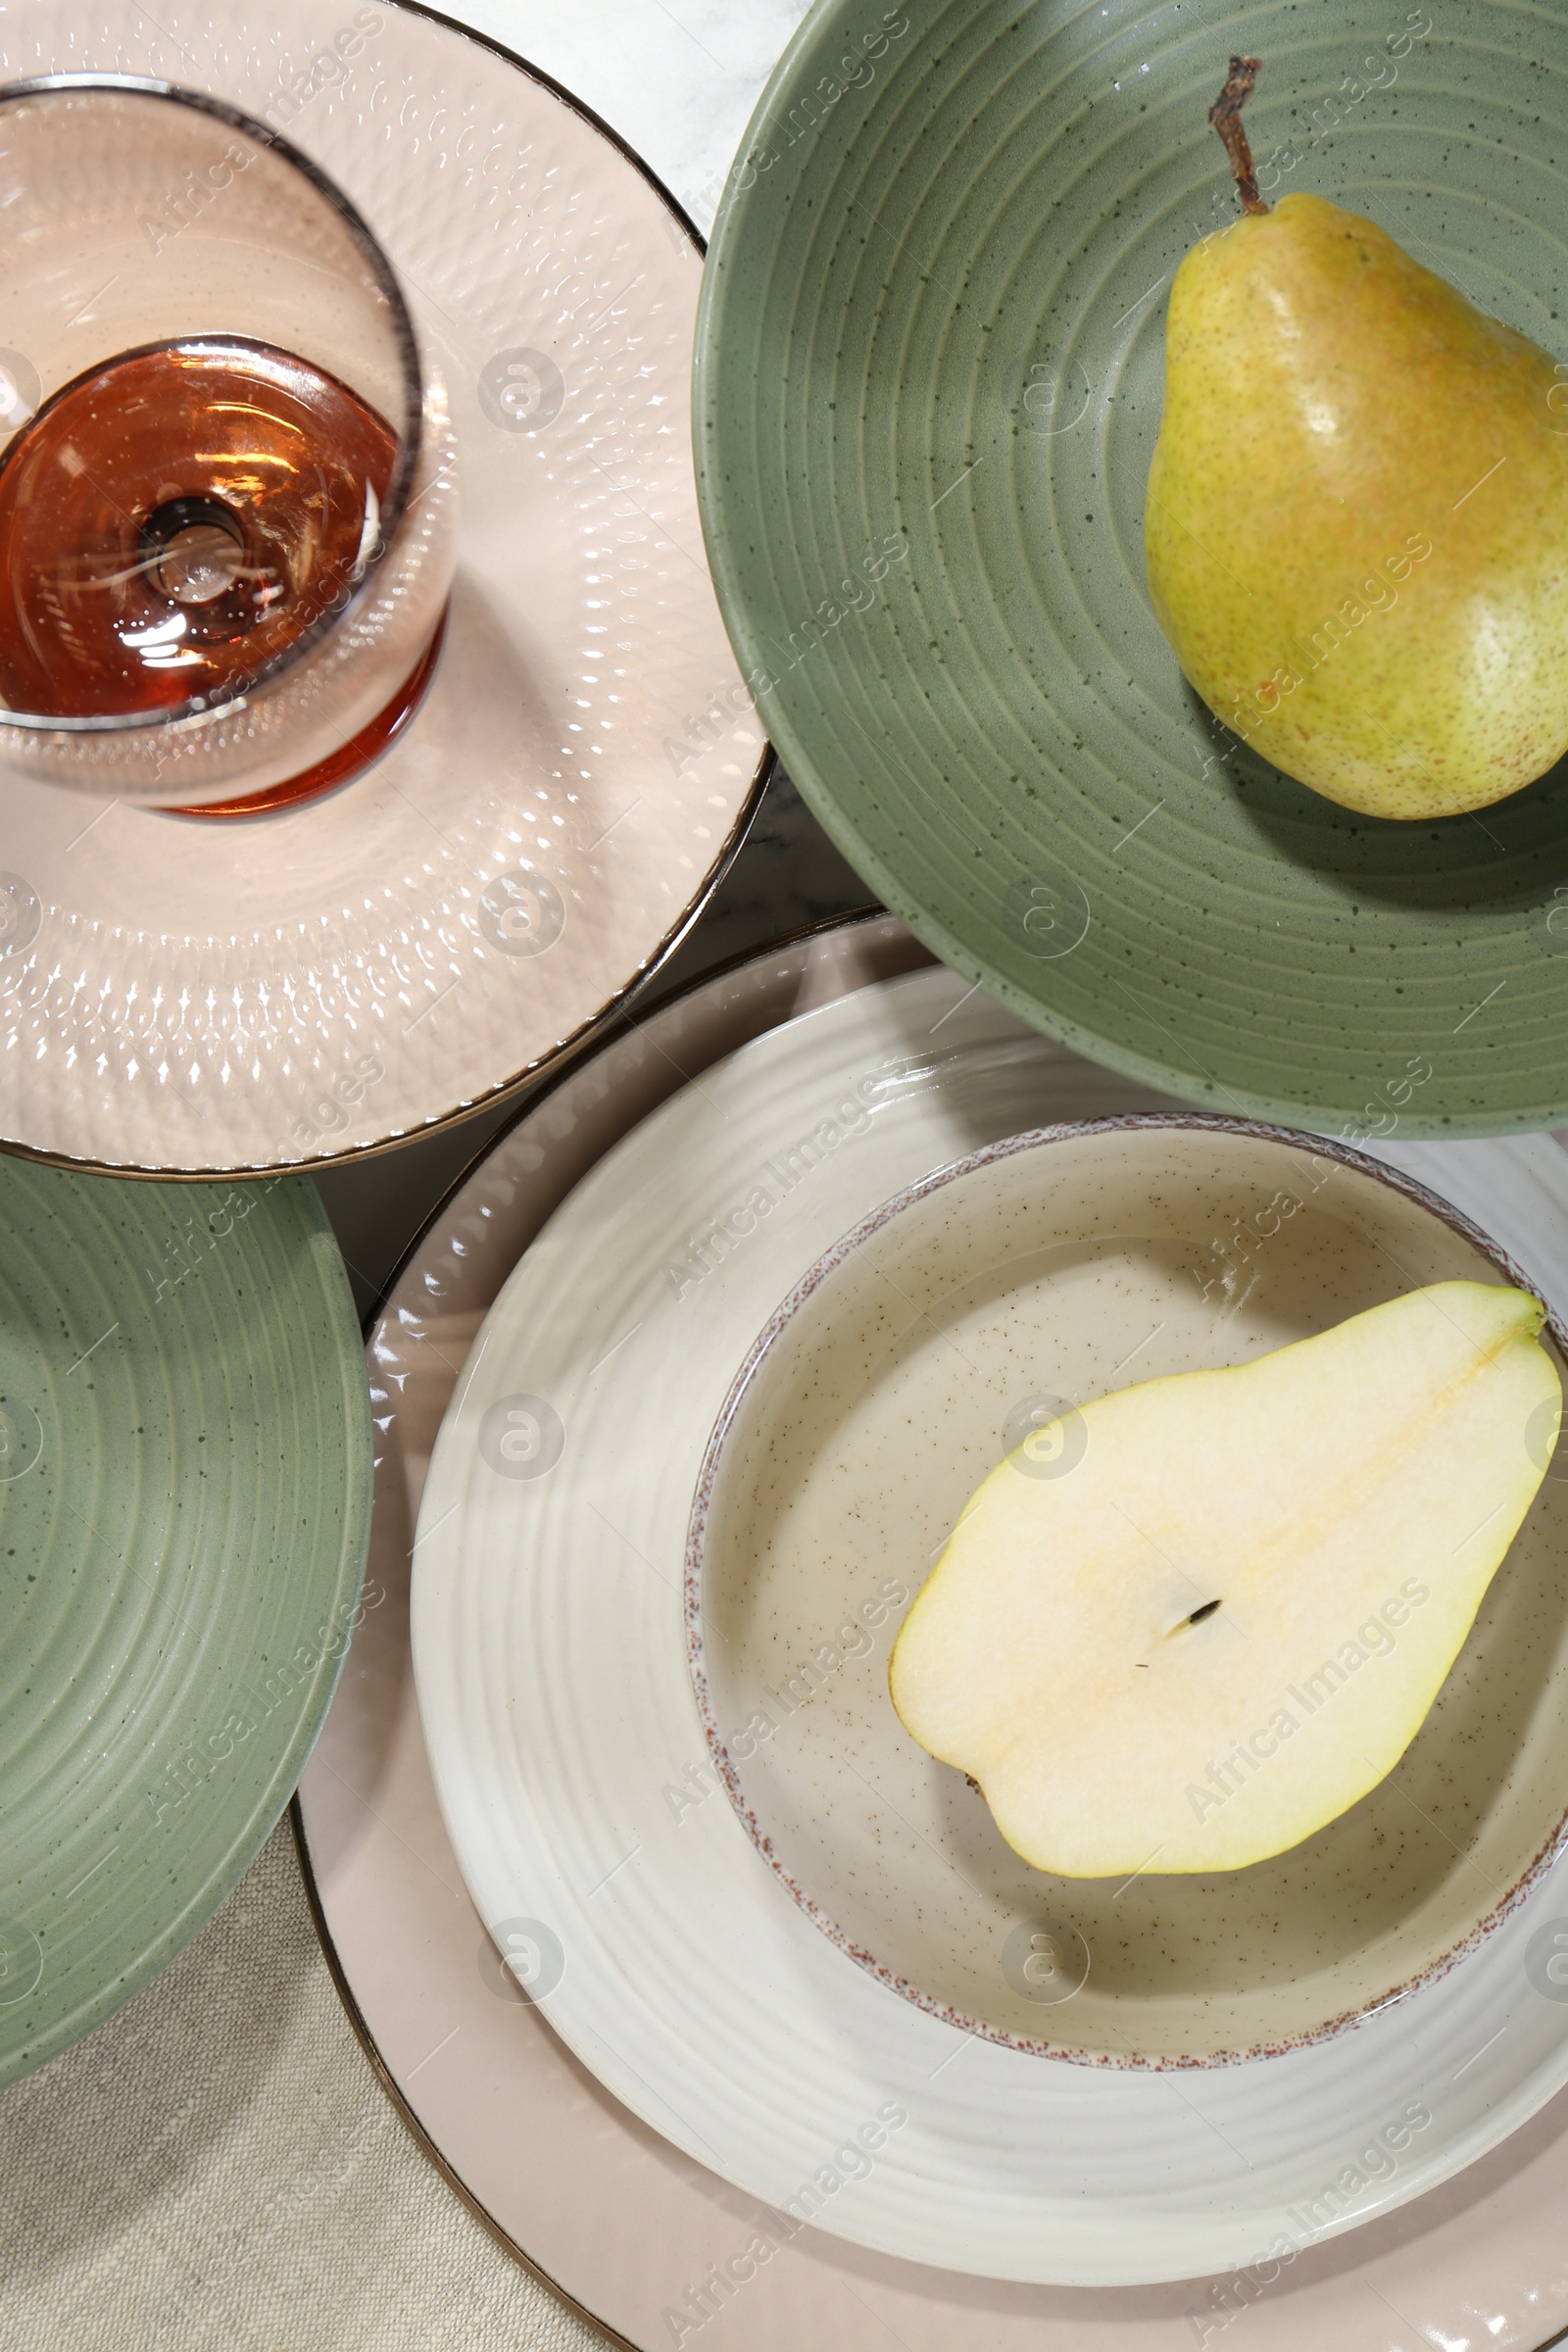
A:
[685, 1111, 1568, 2070]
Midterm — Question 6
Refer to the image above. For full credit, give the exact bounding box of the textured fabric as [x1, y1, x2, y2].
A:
[0, 1823, 604, 2352]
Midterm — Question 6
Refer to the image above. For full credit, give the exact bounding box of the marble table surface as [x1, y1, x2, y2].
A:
[0, 7, 875, 2350]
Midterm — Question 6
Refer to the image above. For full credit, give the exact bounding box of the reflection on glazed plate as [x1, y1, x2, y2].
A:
[411, 942, 1568, 2285]
[0, 0, 761, 1176]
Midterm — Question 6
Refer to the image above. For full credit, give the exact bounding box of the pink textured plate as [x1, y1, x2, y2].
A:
[297, 913, 1568, 2349]
[0, 0, 763, 1176]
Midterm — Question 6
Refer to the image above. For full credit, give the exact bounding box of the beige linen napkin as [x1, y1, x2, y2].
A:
[0, 1821, 602, 2352]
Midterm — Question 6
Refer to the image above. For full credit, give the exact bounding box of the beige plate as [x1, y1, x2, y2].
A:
[302, 916, 1568, 2336]
[688, 1119, 1568, 2066]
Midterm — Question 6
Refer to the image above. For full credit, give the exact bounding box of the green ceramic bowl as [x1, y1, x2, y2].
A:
[0, 1161, 370, 2083]
[696, 0, 1568, 1135]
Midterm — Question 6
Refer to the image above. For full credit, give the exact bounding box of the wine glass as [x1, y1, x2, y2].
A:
[0, 74, 458, 810]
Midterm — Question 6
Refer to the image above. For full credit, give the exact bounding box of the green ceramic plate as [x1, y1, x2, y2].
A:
[696, 0, 1568, 1135]
[0, 1162, 370, 2083]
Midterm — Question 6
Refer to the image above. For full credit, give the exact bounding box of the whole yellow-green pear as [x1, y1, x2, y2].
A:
[1146, 58, 1568, 818]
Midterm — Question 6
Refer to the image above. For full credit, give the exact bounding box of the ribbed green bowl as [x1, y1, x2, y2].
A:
[0, 1161, 370, 2082]
[695, 0, 1568, 1135]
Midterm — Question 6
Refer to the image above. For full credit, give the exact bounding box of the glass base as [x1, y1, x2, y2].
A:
[164, 605, 449, 818]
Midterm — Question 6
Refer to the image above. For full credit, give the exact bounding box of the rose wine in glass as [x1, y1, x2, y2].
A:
[0, 78, 458, 811]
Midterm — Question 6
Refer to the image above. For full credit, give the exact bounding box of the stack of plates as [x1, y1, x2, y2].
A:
[299, 914, 1568, 2347]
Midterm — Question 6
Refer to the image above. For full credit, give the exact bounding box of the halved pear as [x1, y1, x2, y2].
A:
[889, 1283, 1558, 1877]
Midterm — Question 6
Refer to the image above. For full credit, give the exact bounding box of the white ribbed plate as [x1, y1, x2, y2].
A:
[411, 958, 1568, 2285]
[0, 0, 761, 1175]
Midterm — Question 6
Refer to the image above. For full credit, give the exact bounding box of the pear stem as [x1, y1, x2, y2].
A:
[1209, 55, 1268, 217]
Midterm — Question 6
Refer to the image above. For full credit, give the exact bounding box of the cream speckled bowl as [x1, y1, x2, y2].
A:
[687, 1118, 1568, 2066]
